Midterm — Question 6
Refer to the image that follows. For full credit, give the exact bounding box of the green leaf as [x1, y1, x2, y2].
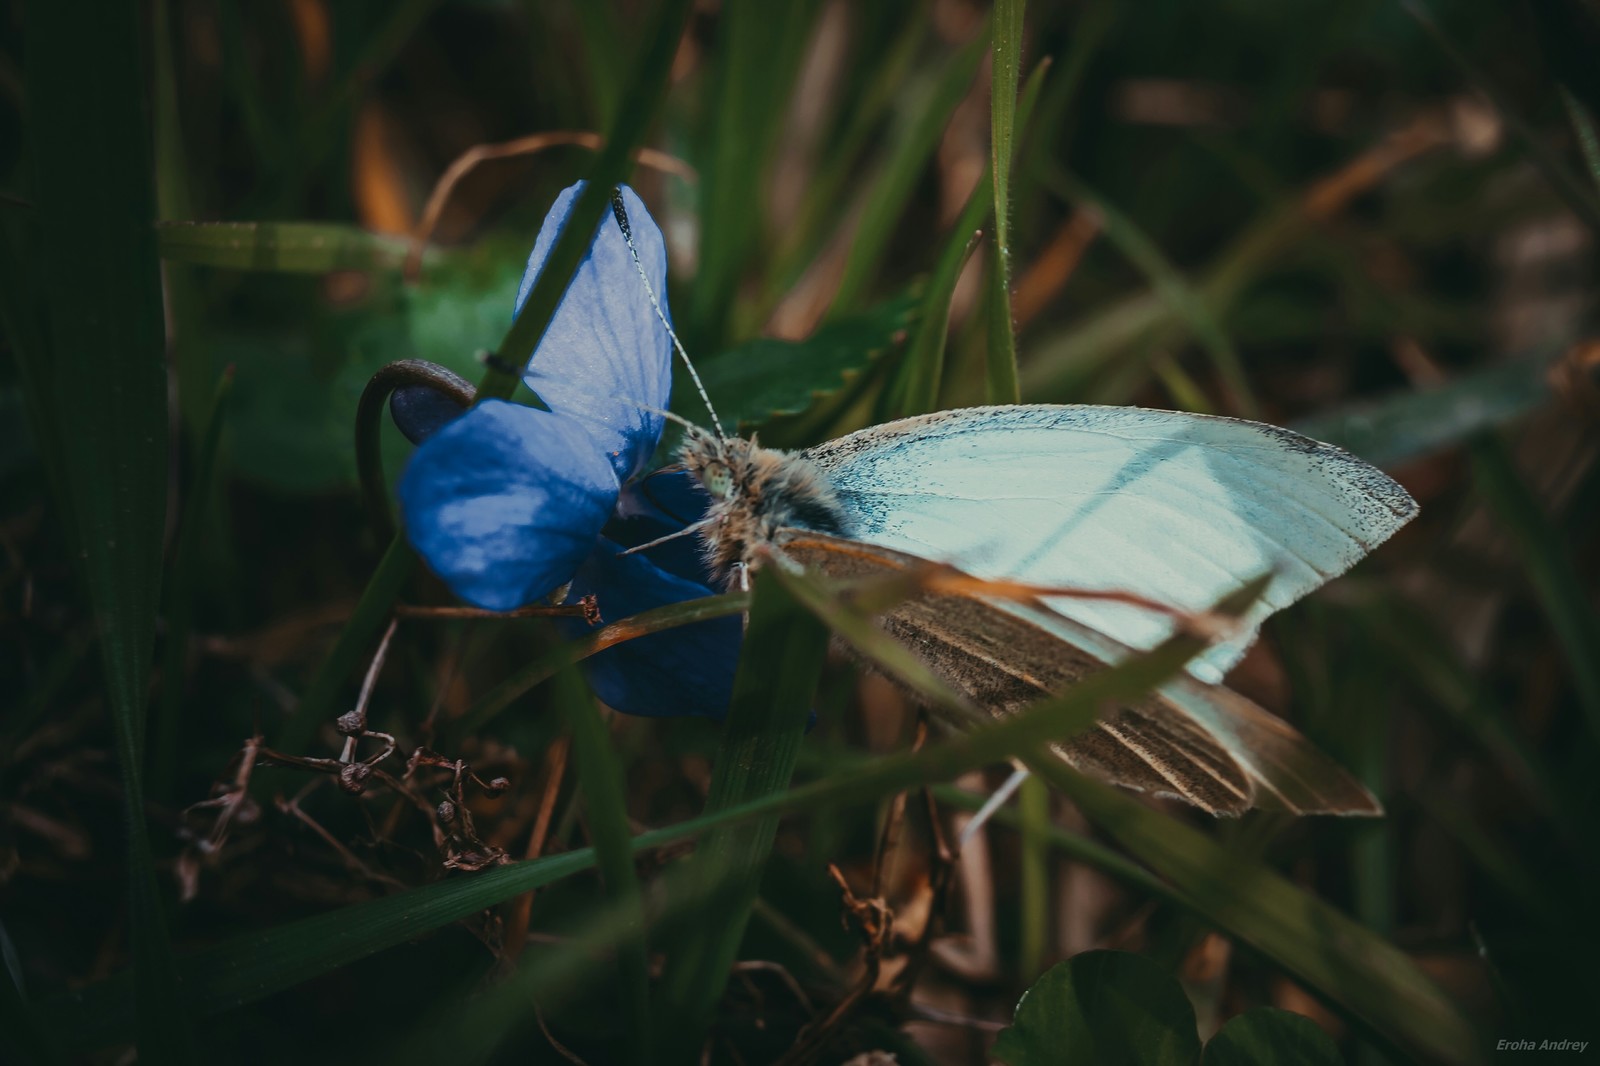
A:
[657, 570, 832, 1056]
[1290, 356, 1557, 468]
[984, 0, 1025, 404]
[992, 951, 1202, 1066]
[1033, 768, 1483, 1065]
[1202, 1007, 1343, 1066]
[661, 293, 918, 454]
[551, 661, 653, 1063]
[24, 0, 194, 1058]
[153, 368, 234, 800]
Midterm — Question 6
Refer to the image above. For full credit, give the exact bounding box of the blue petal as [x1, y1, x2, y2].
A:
[606, 470, 716, 588]
[562, 538, 740, 719]
[398, 400, 619, 610]
[516, 183, 672, 483]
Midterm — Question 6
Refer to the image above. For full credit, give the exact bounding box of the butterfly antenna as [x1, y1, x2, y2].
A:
[610, 187, 726, 441]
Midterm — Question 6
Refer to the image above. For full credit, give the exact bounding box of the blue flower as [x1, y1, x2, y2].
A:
[397, 183, 740, 719]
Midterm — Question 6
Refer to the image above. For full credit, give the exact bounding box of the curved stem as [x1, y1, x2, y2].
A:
[355, 359, 475, 537]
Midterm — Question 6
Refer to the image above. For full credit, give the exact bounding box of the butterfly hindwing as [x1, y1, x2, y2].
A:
[780, 531, 1380, 816]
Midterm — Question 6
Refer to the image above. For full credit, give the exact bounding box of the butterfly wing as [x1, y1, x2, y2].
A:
[781, 532, 1380, 815]
[804, 405, 1416, 683]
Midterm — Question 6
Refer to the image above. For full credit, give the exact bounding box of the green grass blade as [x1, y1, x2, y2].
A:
[550, 662, 653, 1063]
[1036, 766, 1482, 1065]
[984, 0, 1025, 403]
[156, 221, 419, 273]
[896, 217, 986, 416]
[829, 24, 990, 316]
[1470, 435, 1600, 743]
[688, 0, 823, 346]
[1017, 772, 1051, 980]
[153, 368, 234, 801]
[1043, 166, 1259, 417]
[23, 0, 194, 1057]
[657, 571, 832, 1057]
[894, 57, 1051, 417]
[1562, 88, 1600, 197]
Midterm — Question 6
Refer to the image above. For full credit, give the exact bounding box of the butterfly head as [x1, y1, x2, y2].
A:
[676, 426, 848, 585]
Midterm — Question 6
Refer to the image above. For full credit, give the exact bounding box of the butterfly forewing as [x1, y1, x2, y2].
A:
[781, 531, 1381, 816]
[804, 405, 1417, 684]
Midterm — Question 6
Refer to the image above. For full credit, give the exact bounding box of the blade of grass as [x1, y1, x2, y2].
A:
[1470, 434, 1600, 743]
[1017, 772, 1051, 980]
[657, 571, 832, 1058]
[829, 23, 990, 316]
[153, 368, 234, 801]
[1034, 764, 1483, 1065]
[894, 222, 985, 416]
[1561, 88, 1600, 196]
[984, 0, 1025, 403]
[892, 58, 1051, 417]
[1, 920, 65, 1066]
[280, 0, 695, 750]
[688, 0, 823, 346]
[754, 15, 929, 320]
[549, 661, 652, 1063]
[24, 0, 194, 1058]
[156, 221, 420, 273]
[1043, 165, 1259, 417]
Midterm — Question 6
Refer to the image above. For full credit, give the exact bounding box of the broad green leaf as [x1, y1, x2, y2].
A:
[1202, 1007, 1343, 1066]
[1291, 356, 1556, 468]
[992, 951, 1202, 1066]
[25, 0, 194, 1058]
[662, 293, 918, 456]
[657, 571, 831, 1057]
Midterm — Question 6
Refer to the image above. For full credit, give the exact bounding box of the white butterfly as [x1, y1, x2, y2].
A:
[670, 404, 1414, 816]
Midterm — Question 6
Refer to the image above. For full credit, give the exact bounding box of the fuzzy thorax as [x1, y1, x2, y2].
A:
[677, 426, 848, 584]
